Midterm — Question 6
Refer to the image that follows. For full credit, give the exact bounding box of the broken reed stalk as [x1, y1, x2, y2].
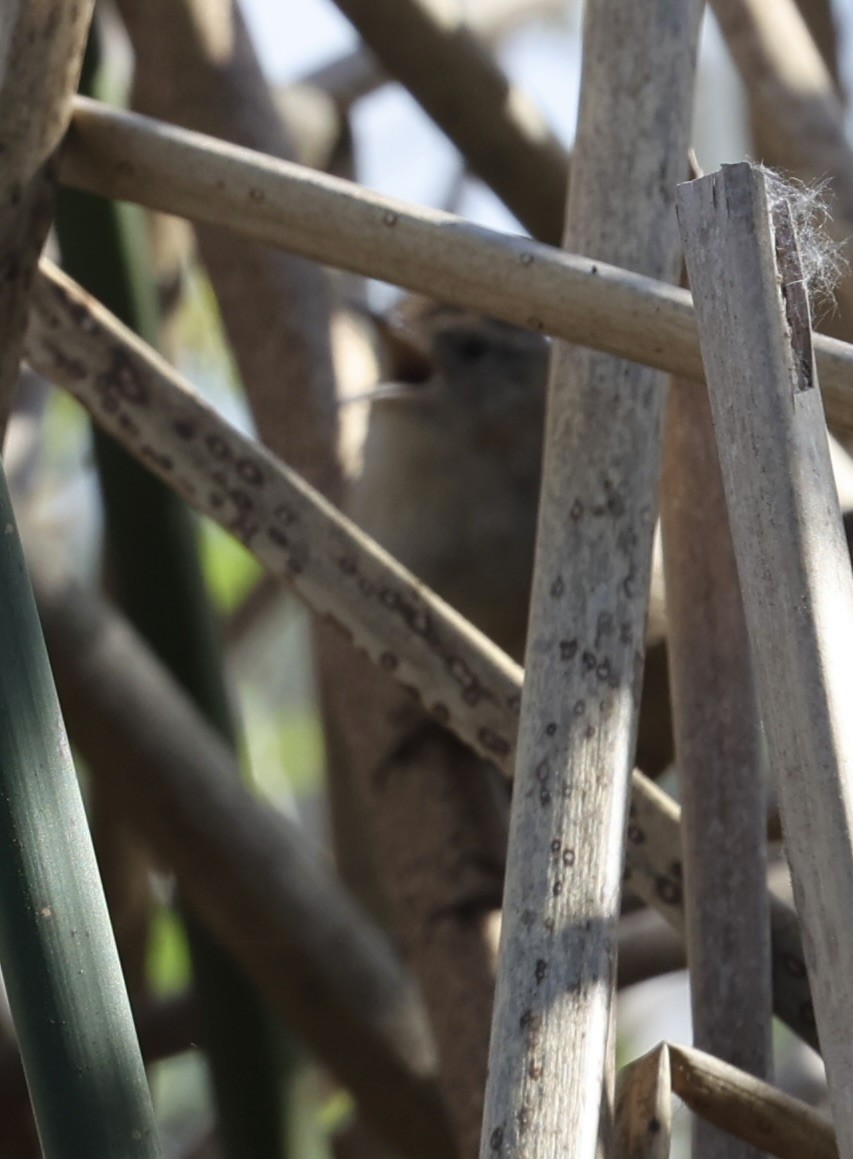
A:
[23, 258, 818, 1051]
[30, 551, 452, 1159]
[57, 98, 853, 439]
[479, 2, 703, 1154]
[614, 1044, 672, 1159]
[328, 0, 568, 242]
[661, 366, 772, 1159]
[0, 473, 159, 1156]
[678, 160, 853, 1158]
[709, 0, 853, 331]
[618, 1042, 838, 1159]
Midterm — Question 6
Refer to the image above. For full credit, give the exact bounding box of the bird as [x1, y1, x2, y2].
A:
[343, 297, 674, 776]
[346, 300, 548, 662]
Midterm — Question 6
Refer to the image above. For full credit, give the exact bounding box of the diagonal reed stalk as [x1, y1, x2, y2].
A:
[329, 0, 569, 241]
[667, 1042, 837, 1159]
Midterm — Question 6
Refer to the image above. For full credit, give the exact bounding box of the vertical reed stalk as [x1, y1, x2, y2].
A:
[480, 1, 703, 1153]
[678, 159, 853, 1158]
[661, 366, 772, 1159]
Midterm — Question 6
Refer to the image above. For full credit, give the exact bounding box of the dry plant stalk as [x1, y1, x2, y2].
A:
[329, 0, 568, 241]
[788, 0, 842, 85]
[23, 259, 819, 1051]
[668, 1043, 838, 1159]
[614, 1044, 672, 1159]
[300, 0, 566, 111]
[0, 0, 94, 426]
[116, 0, 342, 502]
[678, 160, 853, 1158]
[58, 99, 853, 438]
[661, 367, 771, 1159]
[297, 47, 385, 112]
[479, 1, 703, 1154]
[616, 1042, 838, 1159]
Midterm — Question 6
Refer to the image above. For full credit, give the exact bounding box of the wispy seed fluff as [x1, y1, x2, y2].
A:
[758, 164, 849, 320]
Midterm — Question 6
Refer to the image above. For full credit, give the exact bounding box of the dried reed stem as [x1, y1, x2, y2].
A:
[479, 1, 703, 1153]
[300, 0, 566, 111]
[668, 1043, 837, 1159]
[0, 1, 94, 424]
[58, 99, 853, 438]
[330, 0, 568, 240]
[614, 1044, 672, 1158]
[678, 160, 853, 1158]
[661, 367, 772, 1159]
